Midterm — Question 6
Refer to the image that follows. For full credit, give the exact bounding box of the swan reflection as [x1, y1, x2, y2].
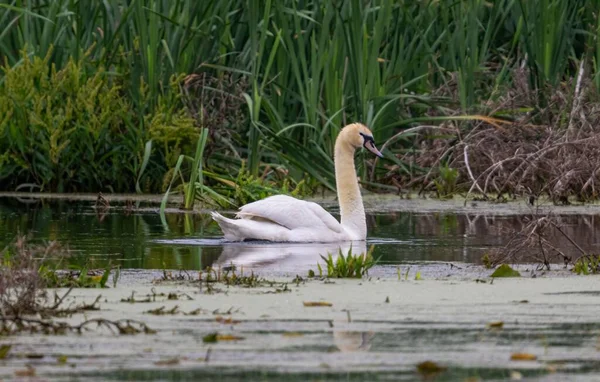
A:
[334, 330, 375, 352]
[214, 241, 368, 270]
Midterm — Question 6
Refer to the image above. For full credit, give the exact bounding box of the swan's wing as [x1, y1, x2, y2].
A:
[236, 195, 342, 233]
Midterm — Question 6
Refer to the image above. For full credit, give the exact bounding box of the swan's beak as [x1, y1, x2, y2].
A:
[365, 141, 384, 158]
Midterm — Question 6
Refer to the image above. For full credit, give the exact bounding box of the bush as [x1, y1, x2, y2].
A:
[0, 51, 199, 193]
[0, 51, 137, 191]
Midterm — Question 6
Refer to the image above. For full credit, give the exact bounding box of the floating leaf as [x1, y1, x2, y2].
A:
[154, 358, 180, 366]
[216, 334, 244, 341]
[510, 352, 537, 361]
[184, 308, 202, 316]
[0, 344, 11, 359]
[15, 366, 36, 377]
[282, 332, 304, 337]
[491, 264, 521, 278]
[202, 332, 244, 342]
[203, 333, 218, 343]
[56, 355, 68, 364]
[487, 321, 504, 329]
[416, 360, 446, 375]
[89, 275, 103, 283]
[303, 301, 332, 307]
[215, 316, 240, 324]
[145, 306, 179, 315]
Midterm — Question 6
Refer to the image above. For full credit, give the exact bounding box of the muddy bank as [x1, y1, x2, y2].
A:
[0, 192, 178, 204]
[2, 270, 600, 381]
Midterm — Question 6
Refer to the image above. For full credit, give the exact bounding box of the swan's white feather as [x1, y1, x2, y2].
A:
[211, 195, 347, 242]
[237, 195, 342, 233]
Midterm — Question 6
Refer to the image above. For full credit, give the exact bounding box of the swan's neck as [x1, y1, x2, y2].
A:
[334, 139, 366, 240]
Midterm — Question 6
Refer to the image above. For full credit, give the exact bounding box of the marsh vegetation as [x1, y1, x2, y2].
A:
[1, 1, 600, 206]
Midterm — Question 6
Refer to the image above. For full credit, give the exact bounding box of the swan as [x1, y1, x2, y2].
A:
[210, 123, 383, 242]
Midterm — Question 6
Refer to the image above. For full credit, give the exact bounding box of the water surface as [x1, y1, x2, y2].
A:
[1, 198, 598, 274]
[2, 197, 600, 381]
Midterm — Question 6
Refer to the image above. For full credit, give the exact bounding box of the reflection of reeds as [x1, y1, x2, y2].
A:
[374, 212, 600, 265]
[486, 214, 594, 269]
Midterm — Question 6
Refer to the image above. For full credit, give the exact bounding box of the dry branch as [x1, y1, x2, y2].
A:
[391, 75, 600, 203]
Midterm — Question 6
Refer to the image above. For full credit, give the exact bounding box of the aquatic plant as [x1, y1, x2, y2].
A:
[201, 265, 263, 288]
[154, 264, 289, 294]
[434, 164, 459, 198]
[0, 50, 197, 193]
[0, 235, 119, 321]
[314, 246, 378, 279]
[0, 51, 142, 191]
[573, 255, 600, 275]
[41, 264, 114, 289]
[0, 236, 50, 316]
[160, 127, 210, 212]
[490, 264, 521, 278]
[0, 235, 115, 314]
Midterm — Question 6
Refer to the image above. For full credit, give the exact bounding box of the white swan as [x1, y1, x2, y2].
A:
[210, 123, 383, 242]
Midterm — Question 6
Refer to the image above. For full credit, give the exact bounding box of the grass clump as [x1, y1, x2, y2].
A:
[42, 265, 114, 289]
[573, 255, 600, 275]
[0, 236, 116, 316]
[156, 264, 289, 294]
[0, 51, 144, 192]
[490, 264, 521, 278]
[312, 246, 378, 279]
[0, 50, 198, 194]
[201, 266, 263, 288]
[0, 236, 155, 337]
[434, 164, 459, 199]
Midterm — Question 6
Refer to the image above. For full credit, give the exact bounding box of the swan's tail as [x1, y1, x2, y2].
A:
[210, 211, 288, 241]
[210, 212, 244, 241]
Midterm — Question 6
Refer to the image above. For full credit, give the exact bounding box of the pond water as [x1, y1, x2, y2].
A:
[2, 197, 600, 382]
[1, 197, 597, 274]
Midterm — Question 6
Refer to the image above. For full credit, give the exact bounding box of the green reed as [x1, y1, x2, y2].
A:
[1, 0, 598, 195]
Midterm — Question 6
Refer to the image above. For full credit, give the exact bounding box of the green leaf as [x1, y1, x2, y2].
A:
[0, 344, 11, 359]
[491, 264, 521, 278]
[203, 332, 218, 343]
[136, 140, 153, 193]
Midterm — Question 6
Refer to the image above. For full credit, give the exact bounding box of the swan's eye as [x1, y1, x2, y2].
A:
[359, 132, 375, 147]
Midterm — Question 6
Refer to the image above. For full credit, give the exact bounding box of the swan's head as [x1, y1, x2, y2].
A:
[342, 123, 384, 158]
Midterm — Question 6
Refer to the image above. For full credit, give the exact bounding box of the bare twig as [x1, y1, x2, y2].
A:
[463, 145, 485, 195]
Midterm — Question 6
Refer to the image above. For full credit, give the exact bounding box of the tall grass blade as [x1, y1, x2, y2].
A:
[184, 128, 209, 209]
